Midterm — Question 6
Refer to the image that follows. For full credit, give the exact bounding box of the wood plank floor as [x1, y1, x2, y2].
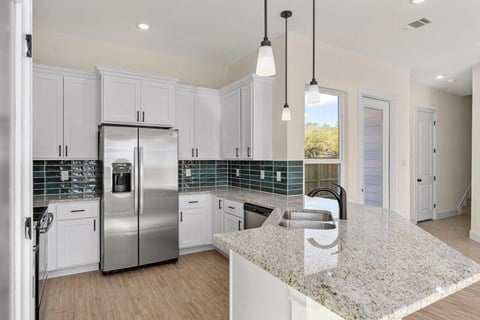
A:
[406, 214, 480, 320]
[42, 251, 229, 320]
[44, 214, 480, 319]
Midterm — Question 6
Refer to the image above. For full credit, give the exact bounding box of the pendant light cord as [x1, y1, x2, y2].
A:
[264, 0, 268, 40]
[312, 0, 316, 82]
[285, 15, 288, 104]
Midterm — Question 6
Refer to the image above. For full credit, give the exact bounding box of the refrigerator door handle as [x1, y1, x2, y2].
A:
[139, 147, 144, 216]
[134, 147, 139, 216]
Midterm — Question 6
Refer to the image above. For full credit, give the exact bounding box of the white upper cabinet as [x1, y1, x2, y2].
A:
[33, 65, 98, 160]
[63, 76, 98, 159]
[220, 89, 241, 159]
[33, 72, 64, 159]
[175, 86, 220, 160]
[97, 67, 177, 127]
[220, 75, 273, 160]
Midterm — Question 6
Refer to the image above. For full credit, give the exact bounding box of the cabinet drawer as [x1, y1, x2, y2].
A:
[56, 201, 99, 220]
[223, 199, 243, 218]
[179, 194, 210, 209]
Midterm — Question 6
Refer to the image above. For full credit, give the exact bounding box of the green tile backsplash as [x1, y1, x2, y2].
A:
[33, 160, 98, 196]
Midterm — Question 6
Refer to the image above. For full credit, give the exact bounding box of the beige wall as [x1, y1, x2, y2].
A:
[471, 65, 480, 240]
[229, 32, 411, 218]
[33, 28, 229, 89]
[410, 83, 472, 217]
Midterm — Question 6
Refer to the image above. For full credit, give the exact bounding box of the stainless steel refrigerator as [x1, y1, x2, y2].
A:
[99, 125, 179, 272]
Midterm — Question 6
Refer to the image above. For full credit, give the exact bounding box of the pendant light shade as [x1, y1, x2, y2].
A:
[306, 0, 321, 105]
[256, 0, 276, 77]
[281, 10, 292, 122]
[281, 104, 291, 121]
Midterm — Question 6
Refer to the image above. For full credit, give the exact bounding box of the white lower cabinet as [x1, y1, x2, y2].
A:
[212, 197, 224, 252]
[224, 213, 244, 233]
[46, 200, 99, 276]
[179, 195, 212, 249]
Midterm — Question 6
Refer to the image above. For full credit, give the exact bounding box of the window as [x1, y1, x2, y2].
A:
[304, 89, 343, 194]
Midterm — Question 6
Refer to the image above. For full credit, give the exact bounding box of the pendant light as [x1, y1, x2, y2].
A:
[281, 10, 292, 121]
[256, 0, 276, 77]
[306, 0, 321, 105]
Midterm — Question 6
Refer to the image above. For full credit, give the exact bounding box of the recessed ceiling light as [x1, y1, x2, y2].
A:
[436, 75, 444, 80]
[448, 79, 455, 83]
[410, 0, 425, 4]
[137, 23, 150, 30]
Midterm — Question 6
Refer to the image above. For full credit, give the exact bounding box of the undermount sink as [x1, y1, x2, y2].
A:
[282, 211, 334, 222]
[279, 220, 336, 230]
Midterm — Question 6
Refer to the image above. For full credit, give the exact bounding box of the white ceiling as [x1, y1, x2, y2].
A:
[33, 0, 480, 96]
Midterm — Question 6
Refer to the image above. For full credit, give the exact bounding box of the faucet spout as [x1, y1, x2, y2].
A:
[307, 183, 347, 220]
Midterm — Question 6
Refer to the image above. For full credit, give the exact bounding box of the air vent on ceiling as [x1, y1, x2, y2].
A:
[408, 18, 431, 29]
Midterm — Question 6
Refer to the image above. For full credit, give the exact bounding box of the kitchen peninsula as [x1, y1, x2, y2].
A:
[215, 200, 480, 320]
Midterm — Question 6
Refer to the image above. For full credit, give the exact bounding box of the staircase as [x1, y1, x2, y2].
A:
[462, 197, 471, 216]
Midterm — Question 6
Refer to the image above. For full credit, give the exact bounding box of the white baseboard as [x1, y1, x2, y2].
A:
[48, 263, 99, 279]
[470, 230, 480, 243]
[180, 245, 214, 256]
[435, 210, 459, 220]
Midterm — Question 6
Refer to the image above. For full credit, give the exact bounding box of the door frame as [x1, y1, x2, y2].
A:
[414, 107, 437, 222]
[358, 90, 397, 211]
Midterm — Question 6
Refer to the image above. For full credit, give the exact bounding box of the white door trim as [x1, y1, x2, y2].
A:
[358, 90, 397, 211]
[414, 107, 437, 222]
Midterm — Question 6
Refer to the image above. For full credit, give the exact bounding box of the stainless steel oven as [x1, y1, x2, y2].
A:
[33, 207, 53, 320]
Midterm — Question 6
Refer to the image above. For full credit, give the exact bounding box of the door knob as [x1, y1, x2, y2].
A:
[417, 178, 422, 182]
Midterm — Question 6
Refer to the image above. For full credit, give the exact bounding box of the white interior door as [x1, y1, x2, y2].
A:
[362, 97, 390, 208]
[415, 108, 436, 221]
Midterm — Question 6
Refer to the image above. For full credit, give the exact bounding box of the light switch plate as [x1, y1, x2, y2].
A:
[276, 171, 282, 182]
[60, 170, 69, 181]
[185, 168, 191, 177]
[260, 170, 265, 180]
[236, 169, 240, 177]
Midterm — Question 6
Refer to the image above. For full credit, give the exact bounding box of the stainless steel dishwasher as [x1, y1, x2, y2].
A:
[244, 203, 273, 229]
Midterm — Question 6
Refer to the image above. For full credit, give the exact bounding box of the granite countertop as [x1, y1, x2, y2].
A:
[32, 194, 101, 208]
[208, 189, 480, 320]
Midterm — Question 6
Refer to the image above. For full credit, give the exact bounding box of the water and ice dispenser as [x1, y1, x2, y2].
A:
[112, 163, 132, 193]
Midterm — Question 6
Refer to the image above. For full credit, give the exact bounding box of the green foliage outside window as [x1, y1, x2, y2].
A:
[304, 122, 339, 159]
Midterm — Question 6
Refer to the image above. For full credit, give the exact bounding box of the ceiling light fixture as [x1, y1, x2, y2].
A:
[436, 75, 444, 79]
[256, 0, 276, 77]
[137, 23, 150, 30]
[281, 10, 293, 121]
[410, 0, 425, 4]
[306, 0, 321, 105]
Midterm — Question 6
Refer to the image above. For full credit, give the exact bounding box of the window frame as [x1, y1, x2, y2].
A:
[303, 87, 345, 193]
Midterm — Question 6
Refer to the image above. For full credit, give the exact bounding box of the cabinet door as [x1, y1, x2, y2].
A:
[212, 197, 224, 250]
[175, 90, 195, 160]
[221, 89, 241, 159]
[195, 92, 220, 159]
[102, 75, 140, 124]
[179, 208, 206, 249]
[141, 80, 175, 127]
[63, 77, 98, 159]
[240, 83, 253, 159]
[224, 213, 244, 233]
[57, 218, 99, 268]
[33, 72, 64, 159]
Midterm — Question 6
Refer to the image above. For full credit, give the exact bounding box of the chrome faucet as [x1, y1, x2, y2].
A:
[307, 183, 347, 220]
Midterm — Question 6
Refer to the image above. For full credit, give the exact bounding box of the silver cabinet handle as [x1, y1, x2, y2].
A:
[70, 209, 85, 213]
[218, 199, 222, 210]
[188, 200, 199, 204]
[180, 211, 183, 222]
[192, 148, 195, 158]
[93, 219, 96, 232]
[228, 206, 235, 210]
[137, 111, 140, 122]
[196, 148, 198, 158]
[65, 145, 68, 157]
[238, 220, 241, 231]
[236, 148, 239, 158]
[58, 145, 62, 157]
[143, 111, 145, 122]
[247, 147, 251, 158]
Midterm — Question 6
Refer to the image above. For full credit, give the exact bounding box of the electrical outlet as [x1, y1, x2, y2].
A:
[260, 170, 265, 180]
[236, 169, 240, 177]
[276, 171, 282, 182]
[185, 169, 191, 177]
[60, 170, 69, 181]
